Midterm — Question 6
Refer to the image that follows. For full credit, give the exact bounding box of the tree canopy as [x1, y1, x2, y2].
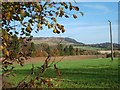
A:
[0, 1, 84, 88]
[1, 1, 83, 73]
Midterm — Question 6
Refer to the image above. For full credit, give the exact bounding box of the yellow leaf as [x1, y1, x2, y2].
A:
[4, 49, 9, 56]
[5, 12, 11, 20]
[4, 42, 7, 47]
[0, 45, 4, 50]
[26, 26, 31, 32]
[20, 10, 25, 17]
[9, 7, 13, 11]
[35, 8, 39, 12]
[49, 4, 53, 8]
[37, 23, 42, 27]
[53, 28, 57, 33]
[37, 23, 42, 30]
[4, 35, 9, 40]
[6, 50, 9, 56]
[48, 24, 51, 29]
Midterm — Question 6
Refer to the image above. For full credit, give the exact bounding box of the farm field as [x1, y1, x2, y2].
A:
[73, 45, 103, 50]
[5, 57, 119, 88]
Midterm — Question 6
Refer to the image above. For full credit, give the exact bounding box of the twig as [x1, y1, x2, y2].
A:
[54, 56, 65, 65]
[16, 74, 30, 88]
[48, 56, 56, 67]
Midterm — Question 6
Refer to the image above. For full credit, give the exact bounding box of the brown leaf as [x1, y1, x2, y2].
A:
[48, 24, 51, 29]
[57, 30, 60, 34]
[73, 6, 79, 11]
[55, 12, 59, 17]
[57, 24, 62, 30]
[59, 11, 64, 17]
[49, 4, 53, 8]
[63, 3, 68, 9]
[73, 14, 77, 19]
[61, 27, 65, 33]
[51, 17, 56, 22]
[69, 2, 72, 11]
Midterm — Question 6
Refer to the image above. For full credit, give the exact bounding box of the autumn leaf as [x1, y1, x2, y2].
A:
[4, 49, 9, 56]
[55, 12, 59, 17]
[73, 6, 79, 11]
[48, 23, 51, 29]
[5, 12, 11, 21]
[49, 4, 53, 8]
[20, 10, 25, 17]
[3, 42, 7, 47]
[57, 24, 62, 30]
[34, 8, 39, 12]
[73, 14, 77, 19]
[61, 27, 65, 33]
[37, 23, 42, 30]
[51, 17, 56, 22]
[69, 2, 73, 11]
[0, 45, 4, 50]
[57, 30, 60, 34]
[59, 11, 64, 17]
[53, 27, 57, 33]
[26, 26, 32, 32]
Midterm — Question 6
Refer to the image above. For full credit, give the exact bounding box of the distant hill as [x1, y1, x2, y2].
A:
[32, 37, 119, 50]
[32, 37, 84, 45]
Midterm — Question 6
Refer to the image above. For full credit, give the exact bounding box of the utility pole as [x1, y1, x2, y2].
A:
[108, 20, 113, 61]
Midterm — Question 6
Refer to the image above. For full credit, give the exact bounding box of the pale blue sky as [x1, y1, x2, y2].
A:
[30, 2, 118, 44]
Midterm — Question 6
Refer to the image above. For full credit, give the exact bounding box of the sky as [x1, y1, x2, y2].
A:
[30, 2, 118, 44]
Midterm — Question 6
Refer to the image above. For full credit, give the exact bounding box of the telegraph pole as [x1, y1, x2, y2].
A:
[108, 20, 113, 61]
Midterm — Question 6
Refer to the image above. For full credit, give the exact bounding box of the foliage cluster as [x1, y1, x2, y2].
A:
[1, 1, 83, 88]
[1, 1, 83, 69]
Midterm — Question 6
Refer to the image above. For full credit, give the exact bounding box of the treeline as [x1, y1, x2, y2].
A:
[27, 42, 100, 57]
[88, 43, 120, 50]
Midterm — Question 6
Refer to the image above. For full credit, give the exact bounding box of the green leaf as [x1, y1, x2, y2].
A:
[25, 33, 31, 36]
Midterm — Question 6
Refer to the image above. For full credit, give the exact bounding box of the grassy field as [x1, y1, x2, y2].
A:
[73, 45, 103, 50]
[6, 57, 119, 88]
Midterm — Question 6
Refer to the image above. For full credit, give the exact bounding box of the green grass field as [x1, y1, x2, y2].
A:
[6, 58, 119, 88]
[73, 45, 103, 50]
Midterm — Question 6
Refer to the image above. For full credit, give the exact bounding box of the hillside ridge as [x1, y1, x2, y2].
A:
[32, 37, 119, 50]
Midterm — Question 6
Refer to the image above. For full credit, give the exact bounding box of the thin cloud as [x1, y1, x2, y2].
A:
[82, 4, 111, 13]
